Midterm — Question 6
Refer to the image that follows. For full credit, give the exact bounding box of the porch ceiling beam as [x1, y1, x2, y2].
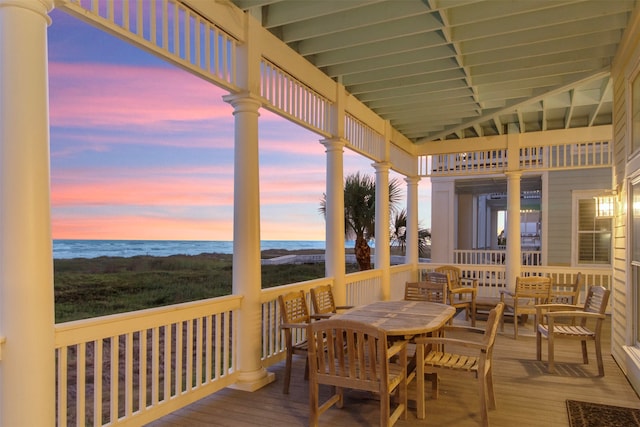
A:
[459, 13, 629, 54]
[295, 14, 443, 56]
[444, 0, 584, 25]
[313, 31, 447, 68]
[589, 77, 612, 127]
[324, 45, 456, 78]
[565, 89, 576, 129]
[451, 1, 631, 42]
[355, 79, 468, 103]
[367, 89, 475, 111]
[347, 69, 468, 95]
[415, 125, 612, 155]
[469, 46, 617, 79]
[471, 59, 606, 86]
[260, 0, 380, 28]
[341, 57, 462, 86]
[279, 1, 430, 43]
[419, 69, 610, 142]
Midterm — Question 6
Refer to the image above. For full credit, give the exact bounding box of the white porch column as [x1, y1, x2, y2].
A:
[430, 178, 456, 263]
[0, 0, 55, 425]
[321, 138, 347, 306]
[405, 176, 420, 267]
[505, 170, 522, 292]
[224, 92, 274, 391]
[374, 162, 391, 300]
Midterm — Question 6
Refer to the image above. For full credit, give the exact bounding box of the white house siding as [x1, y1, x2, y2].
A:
[611, 6, 640, 392]
[546, 168, 612, 266]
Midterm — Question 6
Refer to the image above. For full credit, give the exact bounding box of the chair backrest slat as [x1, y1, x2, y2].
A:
[435, 265, 462, 289]
[309, 319, 388, 390]
[278, 290, 310, 324]
[405, 275, 447, 303]
[584, 285, 610, 315]
[552, 272, 583, 304]
[310, 284, 336, 315]
[515, 276, 552, 300]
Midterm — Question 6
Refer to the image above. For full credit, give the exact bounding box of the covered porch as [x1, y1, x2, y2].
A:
[1, 0, 639, 426]
[147, 314, 636, 427]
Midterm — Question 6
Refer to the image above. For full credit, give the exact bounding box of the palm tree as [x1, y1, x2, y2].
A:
[320, 172, 403, 270]
[390, 209, 431, 258]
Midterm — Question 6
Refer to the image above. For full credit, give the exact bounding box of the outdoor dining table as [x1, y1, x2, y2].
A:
[331, 299, 456, 420]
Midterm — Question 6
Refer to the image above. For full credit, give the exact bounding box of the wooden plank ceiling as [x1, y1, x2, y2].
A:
[225, 0, 635, 144]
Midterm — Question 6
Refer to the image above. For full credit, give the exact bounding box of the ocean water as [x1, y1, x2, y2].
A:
[53, 239, 331, 259]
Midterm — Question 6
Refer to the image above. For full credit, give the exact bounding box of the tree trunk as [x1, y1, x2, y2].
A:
[354, 236, 371, 270]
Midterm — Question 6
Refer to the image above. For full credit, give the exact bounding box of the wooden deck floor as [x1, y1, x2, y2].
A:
[147, 315, 639, 427]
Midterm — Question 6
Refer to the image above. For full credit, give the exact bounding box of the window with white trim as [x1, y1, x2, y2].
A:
[574, 193, 612, 265]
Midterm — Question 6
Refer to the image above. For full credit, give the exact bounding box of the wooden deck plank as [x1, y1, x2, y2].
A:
[146, 315, 639, 427]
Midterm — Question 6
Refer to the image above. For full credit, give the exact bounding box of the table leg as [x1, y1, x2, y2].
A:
[416, 341, 425, 419]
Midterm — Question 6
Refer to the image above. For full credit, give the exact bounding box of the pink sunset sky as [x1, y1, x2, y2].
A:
[47, 9, 431, 242]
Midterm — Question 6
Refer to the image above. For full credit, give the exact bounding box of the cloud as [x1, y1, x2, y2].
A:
[52, 210, 326, 241]
[49, 62, 232, 128]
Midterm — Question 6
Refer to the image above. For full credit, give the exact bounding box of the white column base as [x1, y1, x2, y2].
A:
[229, 368, 276, 392]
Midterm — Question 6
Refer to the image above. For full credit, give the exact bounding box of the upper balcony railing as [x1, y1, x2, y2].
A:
[61, 0, 239, 91]
[454, 249, 542, 266]
[421, 140, 612, 177]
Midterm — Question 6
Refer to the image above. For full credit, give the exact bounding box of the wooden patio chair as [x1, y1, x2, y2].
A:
[536, 285, 610, 376]
[403, 274, 452, 392]
[434, 267, 477, 326]
[414, 302, 504, 427]
[551, 272, 583, 305]
[404, 278, 447, 303]
[277, 290, 312, 394]
[307, 318, 408, 427]
[310, 284, 353, 319]
[500, 276, 552, 339]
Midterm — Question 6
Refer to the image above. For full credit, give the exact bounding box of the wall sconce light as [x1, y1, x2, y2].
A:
[595, 191, 617, 218]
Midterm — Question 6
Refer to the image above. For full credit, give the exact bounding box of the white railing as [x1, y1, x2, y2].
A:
[260, 60, 331, 136]
[259, 277, 333, 367]
[420, 140, 612, 177]
[259, 270, 383, 368]
[454, 249, 542, 266]
[425, 149, 507, 176]
[543, 140, 612, 169]
[345, 114, 385, 162]
[523, 266, 612, 306]
[419, 263, 613, 303]
[60, 0, 238, 90]
[53, 261, 612, 426]
[345, 269, 383, 306]
[54, 295, 241, 427]
[390, 264, 416, 300]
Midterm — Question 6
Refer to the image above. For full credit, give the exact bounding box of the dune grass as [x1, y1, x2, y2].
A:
[54, 253, 343, 323]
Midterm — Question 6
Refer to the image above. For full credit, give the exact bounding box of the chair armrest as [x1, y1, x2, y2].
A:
[387, 339, 408, 358]
[535, 303, 581, 310]
[450, 287, 476, 296]
[414, 336, 487, 352]
[499, 289, 514, 297]
[440, 325, 485, 335]
[280, 322, 309, 330]
[535, 304, 582, 317]
[310, 313, 333, 320]
[545, 311, 605, 320]
[460, 278, 478, 288]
